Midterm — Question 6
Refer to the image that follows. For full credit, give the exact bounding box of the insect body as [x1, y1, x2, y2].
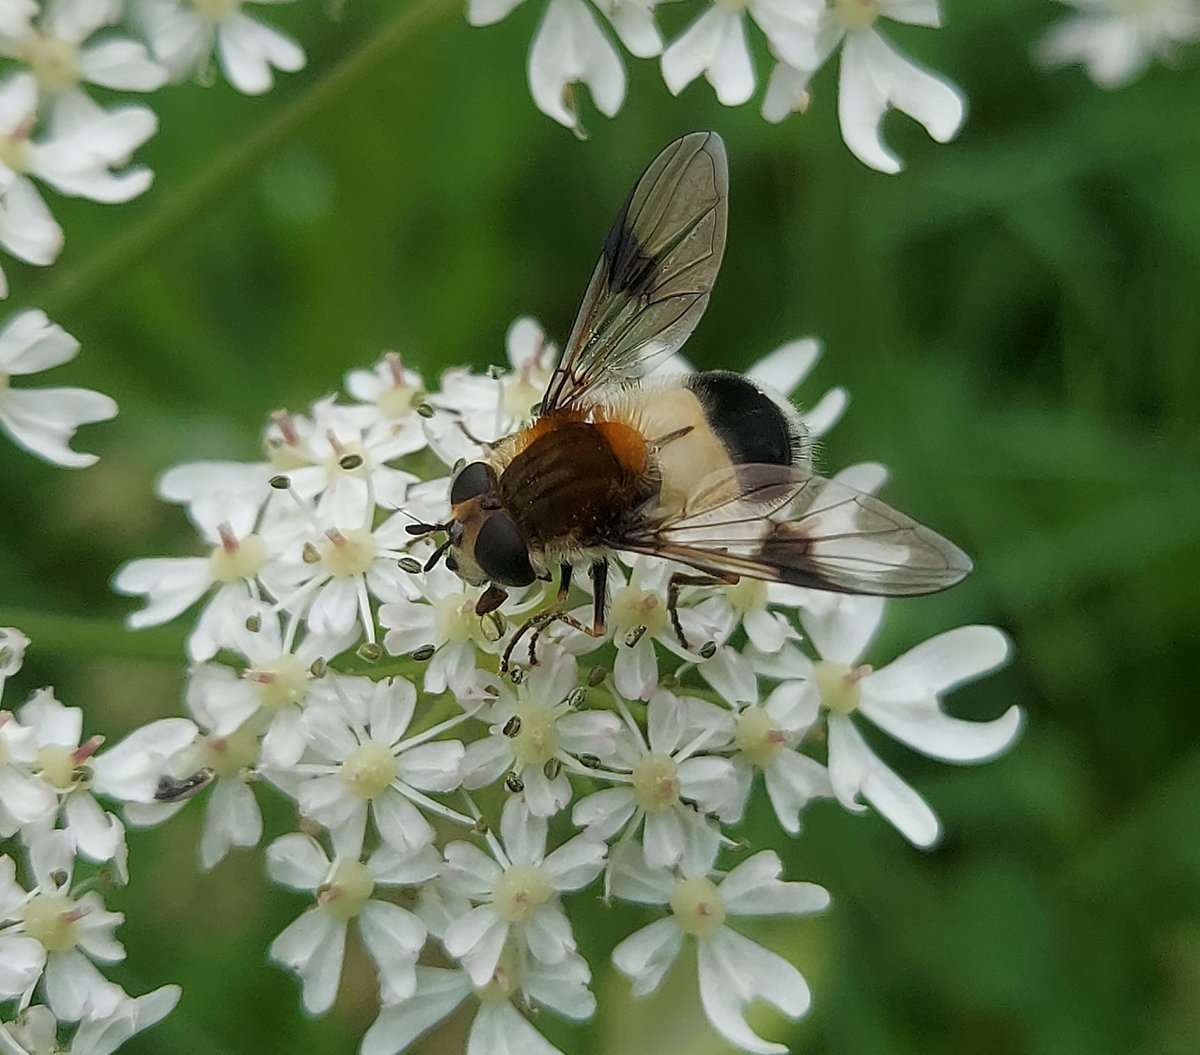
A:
[416, 131, 972, 668]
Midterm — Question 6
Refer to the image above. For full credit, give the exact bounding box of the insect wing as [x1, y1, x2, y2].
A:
[618, 464, 973, 596]
[540, 131, 729, 413]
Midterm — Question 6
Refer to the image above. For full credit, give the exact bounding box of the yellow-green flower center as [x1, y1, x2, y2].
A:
[22, 33, 80, 93]
[340, 740, 397, 799]
[834, 0, 880, 32]
[320, 528, 377, 578]
[723, 576, 768, 614]
[191, 0, 240, 21]
[492, 863, 552, 923]
[200, 724, 259, 778]
[317, 859, 374, 921]
[611, 585, 667, 639]
[433, 592, 482, 645]
[247, 654, 311, 711]
[376, 378, 423, 419]
[0, 134, 31, 175]
[814, 660, 868, 715]
[670, 877, 726, 939]
[735, 706, 787, 768]
[208, 532, 268, 583]
[510, 702, 560, 768]
[36, 744, 79, 790]
[631, 751, 681, 813]
[21, 893, 82, 952]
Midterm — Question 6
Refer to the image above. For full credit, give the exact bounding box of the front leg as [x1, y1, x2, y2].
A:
[500, 559, 608, 673]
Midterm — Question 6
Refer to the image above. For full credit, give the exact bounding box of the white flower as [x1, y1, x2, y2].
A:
[15, 689, 125, 871]
[0, 831, 125, 1022]
[283, 674, 467, 857]
[572, 688, 735, 872]
[263, 509, 419, 643]
[267, 833, 436, 1013]
[183, 609, 355, 768]
[461, 646, 621, 816]
[2, 986, 180, 1055]
[440, 795, 605, 986]
[1035, 0, 1200, 88]
[716, 682, 834, 833]
[467, 0, 624, 134]
[578, 556, 733, 702]
[132, 0, 305, 95]
[1, 0, 167, 118]
[0, 72, 157, 203]
[263, 395, 420, 523]
[362, 953, 594, 1055]
[379, 559, 519, 706]
[763, 0, 966, 174]
[661, 0, 823, 106]
[767, 594, 1021, 847]
[611, 846, 829, 1055]
[0, 625, 30, 685]
[529, 0, 625, 134]
[113, 520, 272, 662]
[0, 311, 116, 466]
[343, 351, 430, 454]
[425, 316, 557, 466]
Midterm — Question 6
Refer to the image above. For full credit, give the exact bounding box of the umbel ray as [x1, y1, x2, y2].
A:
[407, 131, 971, 672]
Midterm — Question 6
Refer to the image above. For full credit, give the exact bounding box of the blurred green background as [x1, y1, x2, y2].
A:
[2, 0, 1199, 1053]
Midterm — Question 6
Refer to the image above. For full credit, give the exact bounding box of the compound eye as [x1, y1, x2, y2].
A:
[450, 461, 498, 506]
[474, 513, 535, 587]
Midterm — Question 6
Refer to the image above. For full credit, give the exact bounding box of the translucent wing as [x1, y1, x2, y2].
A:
[617, 464, 973, 596]
[540, 131, 729, 413]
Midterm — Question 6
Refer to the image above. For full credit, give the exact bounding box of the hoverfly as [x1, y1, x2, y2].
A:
[410, 131, 972, 670]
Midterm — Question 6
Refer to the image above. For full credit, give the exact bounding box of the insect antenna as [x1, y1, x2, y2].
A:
[423, 536, 454, 572]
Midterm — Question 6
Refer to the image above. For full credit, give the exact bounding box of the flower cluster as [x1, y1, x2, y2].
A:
[0, 0, 302, 293]
[0, 626, 187, 1053]
[0, 0, 306, 465]
[469, 0, 967, 173]
[112, 316, 1022, 1055]
[1035, 0, 1200, 88]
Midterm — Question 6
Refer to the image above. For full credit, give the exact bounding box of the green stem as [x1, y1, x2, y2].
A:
[38, 0, 458, 313]
[0, 608, 187, 663]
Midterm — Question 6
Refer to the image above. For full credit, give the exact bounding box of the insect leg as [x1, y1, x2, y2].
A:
[556, 562, 573, 603]
[667, 571, 739, 650]
[590, 559, 608, 636]
[500, 561, 609, 673]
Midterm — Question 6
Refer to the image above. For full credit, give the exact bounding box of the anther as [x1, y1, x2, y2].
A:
[502, 716, 522, 738]
[339, 453, 364, 471]
[505, 772, 525, 793]
[699, 641, 717, 660]
[309, 658, 328, 678]
[398, 557, 423, 573]
[577, 753, 602, 770]
[356, 643, 382, 663]
[269, 474, 290, 490]
[411, 644, 436, 662]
